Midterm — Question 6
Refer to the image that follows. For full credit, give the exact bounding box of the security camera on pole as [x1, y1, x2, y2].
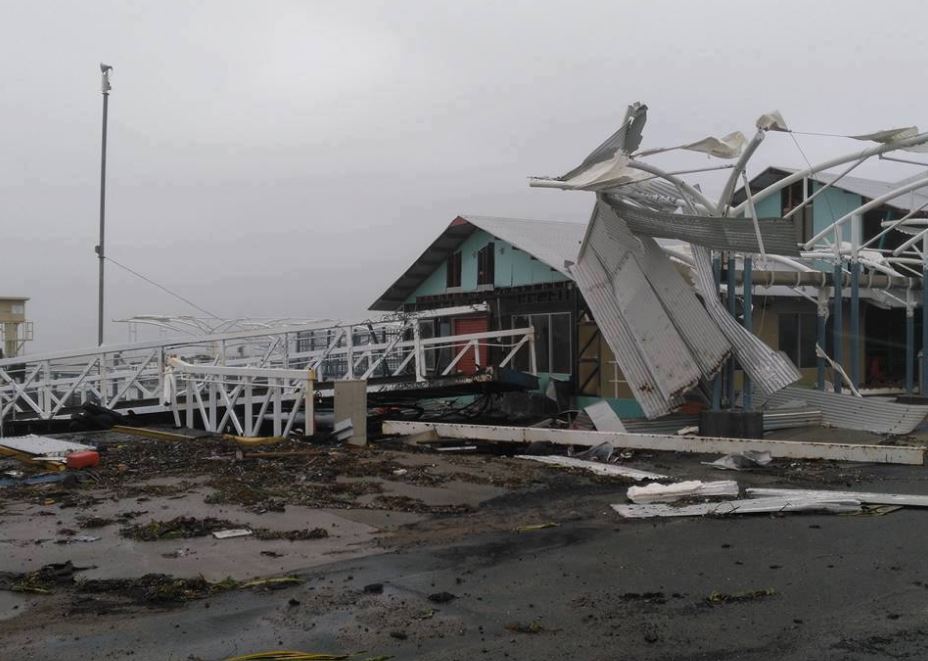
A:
[97, 63, 112, 346]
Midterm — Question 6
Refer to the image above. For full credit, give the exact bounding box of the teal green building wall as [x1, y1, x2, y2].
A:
[405, 229, 569, 303]
[753, 192, 780, 219]
[810, 182, 861, 244]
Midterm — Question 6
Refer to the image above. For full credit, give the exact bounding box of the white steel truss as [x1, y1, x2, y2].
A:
[0, 309, 536, 436]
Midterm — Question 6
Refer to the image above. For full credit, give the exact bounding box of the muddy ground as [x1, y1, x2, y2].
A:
[2, 427, 928, 659]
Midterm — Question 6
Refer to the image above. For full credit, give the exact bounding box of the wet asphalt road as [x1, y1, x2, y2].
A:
[13, 462, 928, 661]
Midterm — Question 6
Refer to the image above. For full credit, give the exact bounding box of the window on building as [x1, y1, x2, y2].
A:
[778, 312, 818, 368]
[446, 251, 462, 288]
[782, 179, 813, 243]
[512, 312, 571, 374]
[477, 242, 495, 286]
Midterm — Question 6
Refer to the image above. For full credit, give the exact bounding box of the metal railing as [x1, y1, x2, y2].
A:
[0, 314, 536, 432]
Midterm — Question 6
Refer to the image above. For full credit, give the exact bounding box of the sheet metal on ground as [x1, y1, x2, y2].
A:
[381, 421, 926, 465]
[763, 386, 928, 435]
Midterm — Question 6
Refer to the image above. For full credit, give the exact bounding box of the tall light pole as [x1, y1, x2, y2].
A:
[96, 63, 112, 346]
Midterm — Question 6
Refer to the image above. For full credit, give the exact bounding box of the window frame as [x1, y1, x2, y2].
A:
[511, 311, 572, 374]
[446, 251, 462, 289]
[477, 242, 495, 286]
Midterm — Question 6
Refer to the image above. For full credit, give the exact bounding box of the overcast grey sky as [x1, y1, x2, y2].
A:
[4, 0, 928, 351]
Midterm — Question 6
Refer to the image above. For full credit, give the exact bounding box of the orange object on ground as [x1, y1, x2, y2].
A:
[66, 450, 100, 469]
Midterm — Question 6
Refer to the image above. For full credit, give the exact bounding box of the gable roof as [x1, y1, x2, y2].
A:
[735, 166, 928, 213]
[369, 215, 586, 311]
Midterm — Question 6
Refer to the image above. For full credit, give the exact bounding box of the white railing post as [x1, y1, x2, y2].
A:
[528, 331, 538, 375]
[304, 369, 316, 437]
[413, 320, 425, 382]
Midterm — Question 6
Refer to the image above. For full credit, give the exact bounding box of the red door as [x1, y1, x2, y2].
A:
[452, 316, 489, 374]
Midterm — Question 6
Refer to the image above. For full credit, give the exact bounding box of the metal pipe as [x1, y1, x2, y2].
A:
[923, 257, 928, 395]
[742, 256, 753, 410]
[734, 270, 917, 289]
[726, 253, 737, 406]
[804, 175, 928, 249]
[849, 259, 860, 389]
[816, 297, 827, 391]
[97, 64, 112, 347]
[833, 260, 843, 394]
[711, 254, 722, 411]
[718, 130, 765, 213]
[906, 304, 915, 394]
[731, 132, 928, 216]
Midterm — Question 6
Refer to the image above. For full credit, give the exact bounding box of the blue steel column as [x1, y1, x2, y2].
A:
[849, 260, 860, 389]
[922, 263, 928, 394]
[906, 304, 914, 394]
[832, 261, 843, 394]
[726, 254, 737, 407]
[742, 256, 753, 410]
[711, 254, 722, 410]
[816, 289, 827, 390]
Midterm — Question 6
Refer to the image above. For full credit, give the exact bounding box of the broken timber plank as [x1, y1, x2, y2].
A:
[515, 455, 667, 481]
[746, 487, 928, 507]
[612, 497, 861, 519]
[380, 421, 925, 465]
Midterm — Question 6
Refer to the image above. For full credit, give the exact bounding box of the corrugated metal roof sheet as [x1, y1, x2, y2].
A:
[763, 386, 928, 435]
[609, 196, 800, 255]
[571, 201, 732, 418]
[369, 215, 585, 311]
[689, 244, 802, 396]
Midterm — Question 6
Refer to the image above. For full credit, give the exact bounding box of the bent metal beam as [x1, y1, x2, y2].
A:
[380, 420, 926, 465]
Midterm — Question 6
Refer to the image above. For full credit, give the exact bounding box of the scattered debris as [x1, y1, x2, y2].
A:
[225, 653, 348, 661]
[77, 515, 115, 528]
[612, 496, 861, 518]
[573, 440, 614, 462]
[702, 450, 773, 471]
[706, 588, 777, 605]
[121, 517, 329, 542]
[213, 529, 254, 540]
[0, 561, 82, 594]
[505, 621, 547, 634]
[238, 576, 302, 590]
[515, 522, 559, 532]
[516, 454, 667, 481]
[254, 528, 329, 541]
[55, 535, 100, 544]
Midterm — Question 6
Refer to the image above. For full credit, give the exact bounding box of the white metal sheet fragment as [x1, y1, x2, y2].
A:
[0, 434, 95, 456]
[382, 421, 926, 465]
[212, 529, 253, 539]
[584, 400, 627, 433]
[626, 480, 739, 504]
[515, 454, 667, 481]
[746, 488, 928, 507]
[612, 497, 861, 519]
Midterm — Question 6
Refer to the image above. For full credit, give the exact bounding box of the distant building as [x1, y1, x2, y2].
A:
[0, 297, 32, 359]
